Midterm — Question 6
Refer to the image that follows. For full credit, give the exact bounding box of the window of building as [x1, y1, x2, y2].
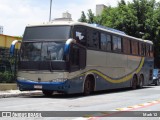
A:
[112, 36, 122, 52]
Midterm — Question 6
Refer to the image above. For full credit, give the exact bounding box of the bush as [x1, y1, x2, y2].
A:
[0, 71, 15, 83]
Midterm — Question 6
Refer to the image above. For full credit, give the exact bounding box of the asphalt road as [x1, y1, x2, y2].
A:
[0, 85, 160, 120]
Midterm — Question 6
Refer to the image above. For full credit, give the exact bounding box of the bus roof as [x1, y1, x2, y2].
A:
[27, 21, 153, 44]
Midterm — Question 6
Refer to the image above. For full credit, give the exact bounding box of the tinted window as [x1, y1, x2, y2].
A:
[71, 45, 79, 66]
[141, 43, 146, 56]
[112, 36, 122, 52]
[87, 30, 100, 49]
[123, 38, 130, 54]
[131, 40, 138, 55]
[100, 33, 107, 50]
[150, 45, 154, 57]
[74, 27, 86, 46]
[20, 42, 65, 61]
[146, 44, 150, 57]
[23, 26, 71, 41]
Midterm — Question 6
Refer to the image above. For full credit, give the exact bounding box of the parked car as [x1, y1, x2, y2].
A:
[152, 69, 160, 86]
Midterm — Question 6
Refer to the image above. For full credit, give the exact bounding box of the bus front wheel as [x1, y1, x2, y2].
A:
[83, 78, 93, 95]
[42, 90, 53, 96]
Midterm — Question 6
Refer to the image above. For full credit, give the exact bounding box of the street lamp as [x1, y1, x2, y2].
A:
[49, 0, 52, 21]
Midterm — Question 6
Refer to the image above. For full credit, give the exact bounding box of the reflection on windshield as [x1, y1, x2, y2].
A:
[21, 42, 65, 61]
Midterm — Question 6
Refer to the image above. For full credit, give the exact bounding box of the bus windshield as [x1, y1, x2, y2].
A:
[23, 26, 71, 41]
[20, 42, 65, 61]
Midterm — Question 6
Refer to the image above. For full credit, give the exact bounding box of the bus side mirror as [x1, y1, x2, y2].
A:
[10, 40, 21, 57]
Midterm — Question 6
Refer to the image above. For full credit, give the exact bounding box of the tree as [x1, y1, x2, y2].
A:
[78, 11, 87, 22]
[87, 9, 95, 23]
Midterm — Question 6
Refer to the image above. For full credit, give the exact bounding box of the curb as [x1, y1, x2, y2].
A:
[0, 83, 17, 91]
[0, 91, 42, 98]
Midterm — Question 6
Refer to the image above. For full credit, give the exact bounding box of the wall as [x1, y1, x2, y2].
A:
[0, 34, 22, 49]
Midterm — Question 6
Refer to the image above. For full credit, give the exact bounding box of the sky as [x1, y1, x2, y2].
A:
[0, 0, 151, 36]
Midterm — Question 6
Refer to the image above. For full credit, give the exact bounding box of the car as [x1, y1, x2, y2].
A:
[152, 69, 160, 86]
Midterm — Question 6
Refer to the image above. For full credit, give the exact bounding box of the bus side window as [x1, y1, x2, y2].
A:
[123, 38, 130, 54]
[139, 42, 142, 56]
[74, 27, 86, 46]
[100, 33, 107, 51]
[87, 30, 99, 49]
[146, 44, 150, 57]
[106, 35, 111, 51]
[150, 45, 153, 57]
[100, 33, 111, 51]
[112, 36, 122, 52]
[131, 40, 138, 55]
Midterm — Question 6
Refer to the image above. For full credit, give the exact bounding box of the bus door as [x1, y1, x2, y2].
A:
[69, 43, 86, 72]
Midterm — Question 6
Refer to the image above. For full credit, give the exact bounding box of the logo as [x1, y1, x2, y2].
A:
[2, 112, 11, 117]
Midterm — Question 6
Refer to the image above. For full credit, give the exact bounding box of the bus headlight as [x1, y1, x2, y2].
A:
[50, 78, 67, 82]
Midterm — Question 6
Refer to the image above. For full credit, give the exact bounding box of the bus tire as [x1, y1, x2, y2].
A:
[83, 76, 94, 95]
[138, 75, 144, 88]
[132, 75, 137, 89]
[42, 90, 53, 96]
[155, 79, 160, 86]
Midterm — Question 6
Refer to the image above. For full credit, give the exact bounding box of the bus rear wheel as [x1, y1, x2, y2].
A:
[42, 90, 53, 96]
[132, 75, 137, 89]
[83, 78, 93, 95]
[138, 75, 144, 88]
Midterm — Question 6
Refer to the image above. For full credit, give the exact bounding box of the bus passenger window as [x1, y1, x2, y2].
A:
[146, 44, 150, 57]
[106, 35, 111, 51]
[123, 38, 130, 54]
[87, 30, 99, 49]
[150, 45, 153, 57]
[100, 33, 107, 51]
[131, 41, 138, 55]
[74, 27, 86, 46]
[112, 36, 122, 52]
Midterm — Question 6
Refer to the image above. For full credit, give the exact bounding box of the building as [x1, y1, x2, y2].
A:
[54, 11, 72, 21]
[0, 26, 3, 34]
[96, 4, 107, 16]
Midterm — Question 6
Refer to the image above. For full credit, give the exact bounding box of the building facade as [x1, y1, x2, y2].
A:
[0, 26, 3, 34]
[96, 4, 107, 16]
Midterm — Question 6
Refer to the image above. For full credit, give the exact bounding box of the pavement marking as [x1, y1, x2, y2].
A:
[73, 98, 160, 120]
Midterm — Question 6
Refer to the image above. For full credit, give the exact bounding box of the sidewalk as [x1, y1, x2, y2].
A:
[0, 90, 42, 98]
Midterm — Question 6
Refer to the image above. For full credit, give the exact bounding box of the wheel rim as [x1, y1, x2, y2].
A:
[139, 76, 143, 88]
[84, 79, 91, 95]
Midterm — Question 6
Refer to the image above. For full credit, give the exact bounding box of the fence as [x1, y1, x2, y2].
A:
[0, 34, 22, 83]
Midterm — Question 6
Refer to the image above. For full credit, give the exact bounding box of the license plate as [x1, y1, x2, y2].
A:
[34, 85, 42, 89]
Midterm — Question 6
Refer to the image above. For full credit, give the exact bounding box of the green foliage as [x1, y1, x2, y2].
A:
[0, 71, 14, 83]
[78, 11, 87, 22]
[79, 9, 95, 24]
[78, 0, 160, 67]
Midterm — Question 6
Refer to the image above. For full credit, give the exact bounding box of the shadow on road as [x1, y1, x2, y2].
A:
[21, 86, 155, 99]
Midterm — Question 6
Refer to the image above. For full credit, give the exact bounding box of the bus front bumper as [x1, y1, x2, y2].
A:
[17, 80, 70, 92]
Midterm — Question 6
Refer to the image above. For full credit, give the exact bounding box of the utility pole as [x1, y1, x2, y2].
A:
[49, 0, 52, 21]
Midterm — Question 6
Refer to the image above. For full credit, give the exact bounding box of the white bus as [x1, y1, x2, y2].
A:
[10, 21, 154, 96]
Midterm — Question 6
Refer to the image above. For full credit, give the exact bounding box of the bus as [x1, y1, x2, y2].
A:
[10, 21, 154, 96]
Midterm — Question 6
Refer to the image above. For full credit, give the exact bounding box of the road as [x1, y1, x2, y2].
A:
[0, 85, 160, 120]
